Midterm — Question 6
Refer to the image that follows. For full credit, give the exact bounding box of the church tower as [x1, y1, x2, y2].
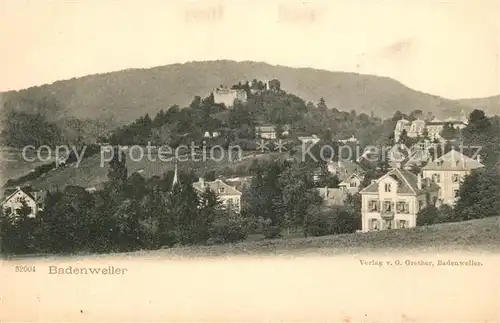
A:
[171, 159, 179, 189]
[460, 108, 468, 124]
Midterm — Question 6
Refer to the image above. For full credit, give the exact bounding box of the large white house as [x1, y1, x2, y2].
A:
[359, 168, 440, 232]
[1, 187, 47, 218]
[394, 111, 468, 143]
[422, 149, 484, 205]
[212, 86, 248, 107]
[192, 178, 242, 213]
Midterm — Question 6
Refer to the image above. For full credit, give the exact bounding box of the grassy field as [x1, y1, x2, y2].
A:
[13, 216, 498, 261]
[127, 216, 500, 258]
[20, 150, 286, 191]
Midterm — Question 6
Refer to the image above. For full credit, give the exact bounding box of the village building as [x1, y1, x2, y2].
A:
[327, 160, 365, 193]
[393, 110, 468, 143]
[422, 149, 484, 205]
[298, 134, 320, 145]
[192, 178, 242, 213]
[212, 86, 248, 107]
[224, 176, 253, 192]
[203, 131, 220, 139]
[359, 168, 440, 232]
[338, 135, 359, 144]
[1, 186, 47, 218]
[255, 124, 290, 139]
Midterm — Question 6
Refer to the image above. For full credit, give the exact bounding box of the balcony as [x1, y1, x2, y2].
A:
[381, 210, 394, 219]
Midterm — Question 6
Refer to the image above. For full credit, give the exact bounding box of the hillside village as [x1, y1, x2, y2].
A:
[1, 78, 500, 255]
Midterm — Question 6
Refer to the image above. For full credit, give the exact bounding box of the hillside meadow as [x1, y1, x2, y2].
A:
[20, 149, 286, 191]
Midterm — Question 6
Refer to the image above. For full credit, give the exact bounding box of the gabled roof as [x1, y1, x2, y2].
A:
[338, 173, 363, 186]
[1, 187, 46, 205]
[360, 168, 440, 195]
[404, 148, 430, 168]
[422, 149, 484, 171]
[330, 160, 365, 180]
[193, 179, 242, 196]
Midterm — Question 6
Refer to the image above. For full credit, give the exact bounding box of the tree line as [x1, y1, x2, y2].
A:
[1, 152, 360, 256]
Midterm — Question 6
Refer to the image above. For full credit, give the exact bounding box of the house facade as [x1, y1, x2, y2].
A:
[192, 178, 242, 213]
[255, 124, 289, 139]
[338, 173, 363, 193]
[359, 168, 440, 232]
[1, 187, 46, 218]
[393, 111, 467, 143]
[213, 86, 248, 107]
[422, 149, 484, 205]
[327, 160, 365, 193]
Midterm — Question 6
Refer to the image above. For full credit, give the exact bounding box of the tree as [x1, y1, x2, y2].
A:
[440, 122, 458, 140]
[108, 148, 128, 182]
[398, 129, 409, 144]
[454, 168, 500, 221]
[409, 110, 423, 121]
[279, 163, 322, 235]
[197, 187, 221, 243]
[168, 179, 201, 245]
[209, 209, 248, 243]
[416, 205, 440, 226]
[421, 126, 429, 140]
[317, 97, 328, 112]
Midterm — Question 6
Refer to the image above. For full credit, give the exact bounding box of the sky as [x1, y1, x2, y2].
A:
[0, 0, 498, 99]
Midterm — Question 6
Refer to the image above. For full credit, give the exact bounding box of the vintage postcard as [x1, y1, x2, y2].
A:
[1, 0, 499, 322]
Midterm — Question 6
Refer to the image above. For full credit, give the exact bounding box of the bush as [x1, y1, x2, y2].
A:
[263, 225, 282, 239]
[209, 210, 248, 244]
[304, 206, 360, 237]
[416, 205, 440, 226]
[435, 204, 455, 224]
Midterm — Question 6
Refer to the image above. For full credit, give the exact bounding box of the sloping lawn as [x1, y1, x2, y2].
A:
[7, 217, 499, 261]
[123, 216, 500, 258]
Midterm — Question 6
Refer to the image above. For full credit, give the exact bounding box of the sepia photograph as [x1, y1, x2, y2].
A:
[0, 0, 499, 322]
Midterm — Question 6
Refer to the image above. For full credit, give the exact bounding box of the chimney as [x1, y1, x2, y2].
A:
[476, 154, 481, 163]
[199, 177, 205, 189]
[417, 173, 422, 190]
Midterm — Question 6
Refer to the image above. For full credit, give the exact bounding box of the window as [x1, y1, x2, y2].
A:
[398, 220, 408, 229]
[452, 174, 459, 183]
[383, 201, 392, 212]
[370, 218, 379, 230]
[419, 200, 425, 210]
[432, 196, 438, 205]
[454, 189, 460, 198]
[368, 200, 379, 212]
[396, 201, 409, 214]
[350, 181, 357, 188]
[432, 174, 440, 183]
[384, 183, 391, 192]
[219, 187, 225, 193]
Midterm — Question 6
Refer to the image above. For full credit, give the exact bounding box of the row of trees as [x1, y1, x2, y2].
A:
[1, 154, 361, 255]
